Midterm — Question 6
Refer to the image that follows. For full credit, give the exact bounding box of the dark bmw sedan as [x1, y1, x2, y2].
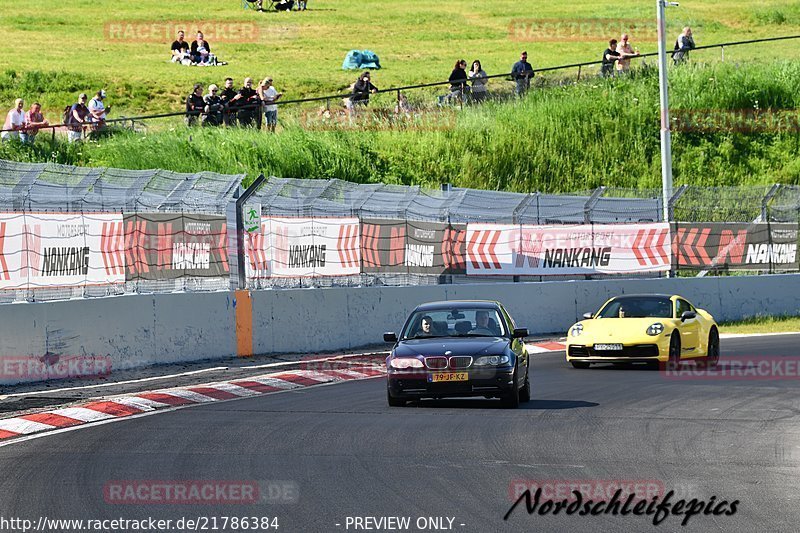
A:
[384, 300, 530, 408]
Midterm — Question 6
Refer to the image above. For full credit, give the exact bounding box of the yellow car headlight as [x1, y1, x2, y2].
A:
[646, 323, 664, 336]
[570, 324, 583, 337]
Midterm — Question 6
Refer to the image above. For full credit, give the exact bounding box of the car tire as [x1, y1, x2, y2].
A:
[667, 333, 681, 370]
[387, 388, 406, 407]
[501, 368, 520, 409]
[703, 328, 720, 369]
[571, 361, 590, 369]
[519, 370, 531, 403]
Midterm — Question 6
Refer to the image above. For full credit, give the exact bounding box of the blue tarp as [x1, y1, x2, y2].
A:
[342, 49, 381, 70]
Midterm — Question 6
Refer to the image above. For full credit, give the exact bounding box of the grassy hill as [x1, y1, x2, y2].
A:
[2, 61, 799, 192]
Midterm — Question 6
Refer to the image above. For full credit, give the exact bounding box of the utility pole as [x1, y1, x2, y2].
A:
[657, 0, 679, 223]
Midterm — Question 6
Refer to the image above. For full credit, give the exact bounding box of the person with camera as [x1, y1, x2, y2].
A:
[258, 77, 283, 133]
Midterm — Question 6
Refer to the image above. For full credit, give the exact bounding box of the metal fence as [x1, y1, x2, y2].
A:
[0, 159, 799, 301]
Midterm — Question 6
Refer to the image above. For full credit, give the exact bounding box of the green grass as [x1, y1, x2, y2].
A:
[2, 0, 800, 119]
[2, 61, 799, 193]
[720, 315, 800, 334]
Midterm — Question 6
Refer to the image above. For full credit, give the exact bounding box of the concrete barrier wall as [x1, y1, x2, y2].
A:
[2, 275, 799, 384]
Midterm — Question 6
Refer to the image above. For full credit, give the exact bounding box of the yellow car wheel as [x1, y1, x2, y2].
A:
[667, 334, 681, 369]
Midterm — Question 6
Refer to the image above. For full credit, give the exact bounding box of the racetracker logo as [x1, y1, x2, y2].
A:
[672, 109, 800, 134]
[508, 19, 656, 42]
[0, 355, 111, 381]
[104, 21, 265, 43]
[661, 356, 800, 380]
[103, 480, 299, 505]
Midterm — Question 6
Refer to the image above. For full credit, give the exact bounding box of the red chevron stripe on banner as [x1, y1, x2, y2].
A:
[632, 229, 646, 265]
[0, 222, 8, 281]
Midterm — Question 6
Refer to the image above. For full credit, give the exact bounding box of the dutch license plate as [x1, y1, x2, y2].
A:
[594, 343, 623, 351]
[428, 372, 469, 383]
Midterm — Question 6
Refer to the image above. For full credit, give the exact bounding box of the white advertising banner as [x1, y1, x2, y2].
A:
[466, 223, 671, 275]
[246, 217, 360, 278]
[0, 212, 125, 290]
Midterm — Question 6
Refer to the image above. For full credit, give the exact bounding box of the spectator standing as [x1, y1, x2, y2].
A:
[511, 51, 534, 96]
[448, 59, 470, 103]
[171, 30, 191, 64]
[468, 59, 489, 102]
[616, 34, 640, 73]
[220, 77, 240, 126]
[601, 39, 622, 77]
[258, 77, 283, 133]
[237, 78, 260, 128]
[88, 90, 111, 134]
[21, 102, 49, 144]
[185, 84, 205, 126]
[203, 84, 223, 127]
[191, 31, 213, 66]
[673, 27, 695, 64]
[1, 98, 25, 142]
[298, 0, 307, 9]
[347, 72, 378, 116]
[67, 93, 91, 142]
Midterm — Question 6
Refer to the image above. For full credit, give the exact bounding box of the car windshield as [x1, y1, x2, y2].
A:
[401, 308, 507, 339]
[596, 297, 673, 319]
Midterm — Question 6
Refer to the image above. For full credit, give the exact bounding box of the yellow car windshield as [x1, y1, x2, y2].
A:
[597, 297, 673, 319]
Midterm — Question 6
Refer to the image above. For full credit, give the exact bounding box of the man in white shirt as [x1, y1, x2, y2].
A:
[2, 98, 25, 142]
[258, 77, 283, 133]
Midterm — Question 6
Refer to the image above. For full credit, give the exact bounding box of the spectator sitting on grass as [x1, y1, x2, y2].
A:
[203, 84, 223, 127]
[673, 27, 695, 65]
[171, 30, 192, 65]
[275, 0, 295, 11]
[616, 34, 640, 74]
[191, 31, 213, 65]
[468, 59, 489, 102]
[185, 83, 205, 126]
[258, 77, 283, 133]
[220, 77, 240, 126]
[22, 102, 49, 145]
[1, 98, 25, 142]
[511, 51, 534, 96]
[347, 71, 378, 116]
[601, 39, 621, 77]
[67, 93, 91, 142]
[447, 59, 470, 103]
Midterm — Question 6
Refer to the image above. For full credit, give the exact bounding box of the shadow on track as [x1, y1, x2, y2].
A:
[403, 398, 598, 410]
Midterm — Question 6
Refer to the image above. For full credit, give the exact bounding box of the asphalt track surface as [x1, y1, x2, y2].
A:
[0, 334, 798, 533]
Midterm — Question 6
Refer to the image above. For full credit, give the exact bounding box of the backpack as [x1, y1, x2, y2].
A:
[63, 105, 74, 125]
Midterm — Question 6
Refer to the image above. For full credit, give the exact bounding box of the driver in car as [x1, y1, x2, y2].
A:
[473, 310, 500, 335]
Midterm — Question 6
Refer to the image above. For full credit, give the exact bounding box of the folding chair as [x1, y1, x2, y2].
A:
[242, 0, 259, 10]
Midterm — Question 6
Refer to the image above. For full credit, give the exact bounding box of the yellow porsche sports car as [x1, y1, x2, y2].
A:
[566, 294, 719, 369]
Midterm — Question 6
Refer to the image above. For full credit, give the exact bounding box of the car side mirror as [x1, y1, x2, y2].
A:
[680, 310, 696, 322]
[383, 332, 398, 343]
[582, 312, 593, 319]
[512, 328, 528, 339]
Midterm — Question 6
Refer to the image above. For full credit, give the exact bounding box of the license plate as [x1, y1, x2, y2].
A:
[428, 372, 468, 383]
[594, 343, 623, 351]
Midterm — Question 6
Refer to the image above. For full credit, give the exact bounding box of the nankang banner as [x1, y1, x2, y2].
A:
[466, 223, 671, 275]
[0, 212, 125, 290]
[123, 214, 229, 280]
[246, 217, 360, 278]
[672, 222, 799, 270]
[360, 219, 467, 275]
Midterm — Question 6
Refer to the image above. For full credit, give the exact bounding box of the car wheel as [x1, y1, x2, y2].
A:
[703, 328, 720, 368]
[519, 370, 531, 403]
[667, 333, 681, 370]
[571, 361, 590, 369]
[387, 388, 406, 407]
[501, 368, 520, 409]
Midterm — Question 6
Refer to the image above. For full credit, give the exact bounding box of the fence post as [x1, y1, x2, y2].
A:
[577, 65, 582, 82]
[235, 173, 267, 290]
[721, 45, 725, 62]
[583, 186, 606, 224]
[761, 183, 781, 222]
[667, 185, 689, 277]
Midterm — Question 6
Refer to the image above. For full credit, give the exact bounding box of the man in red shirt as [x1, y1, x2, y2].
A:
[21, 102, 49, 144]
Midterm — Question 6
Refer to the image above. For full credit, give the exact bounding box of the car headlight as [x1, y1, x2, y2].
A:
[646, 323, 664, 336]
[389, 358, 424, 369]
[473, 355, 510, 366]
[570, 324, 583, 337]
